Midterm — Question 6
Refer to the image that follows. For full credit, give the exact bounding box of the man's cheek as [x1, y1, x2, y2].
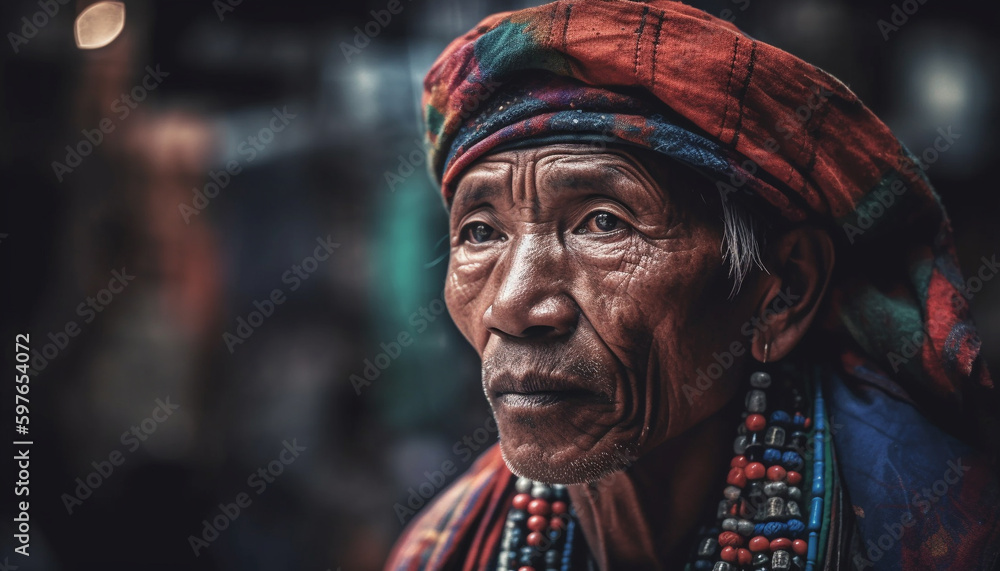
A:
[444, 284, 489, 350]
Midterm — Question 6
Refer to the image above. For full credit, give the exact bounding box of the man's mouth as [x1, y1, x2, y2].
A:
[488, 372, 612, 409]
[495, 389, 597, 408]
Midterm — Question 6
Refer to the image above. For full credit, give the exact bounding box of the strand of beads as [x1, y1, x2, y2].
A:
[804, 381, 826, 571]
[687, 370, 815, 571]
[497, 477, 574, 571]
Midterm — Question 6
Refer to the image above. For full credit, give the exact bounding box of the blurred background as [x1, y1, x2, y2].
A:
[0, 0, 997, 569]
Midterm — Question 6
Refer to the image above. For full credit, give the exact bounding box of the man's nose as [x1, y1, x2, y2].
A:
[482, 235, 578, 339]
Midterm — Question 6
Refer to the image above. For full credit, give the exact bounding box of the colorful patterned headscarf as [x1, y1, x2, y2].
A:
[421, 0, 995, 451]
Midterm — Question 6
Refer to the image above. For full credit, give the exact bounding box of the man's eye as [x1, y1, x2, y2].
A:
[461, 222, 499, 244]
[578, 211, 626, 234]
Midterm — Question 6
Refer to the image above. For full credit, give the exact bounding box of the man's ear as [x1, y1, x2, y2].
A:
[749, 225, 835, 363]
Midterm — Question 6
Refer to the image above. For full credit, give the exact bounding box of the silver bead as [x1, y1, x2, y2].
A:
[771, 549, 791, 570]
[786, 500, 801, 518]
[766, 496, 785, 519]
[750, 371, 772, 388]
[737, 519, 755, 536]
[698, 537, 718, 557]
[764, 426, 786, 447]
[724, 485, 742, 501]
[718, 499, 732, 519]
[764, 481, 788, 497]
[733, 435, 748, 454]
[515, 477, 533, 493]
[713, 562, 732, 571]
[722, 517, 738, 531]
[531, 483, 552, 499]
[745, 389, 767, 413]
[788, 486, 802, 501]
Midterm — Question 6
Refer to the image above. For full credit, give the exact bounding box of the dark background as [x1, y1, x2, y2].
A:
[0, 0, 998, 569]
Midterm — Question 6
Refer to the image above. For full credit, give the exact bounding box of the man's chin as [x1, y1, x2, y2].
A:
[497, 438, 636, 485]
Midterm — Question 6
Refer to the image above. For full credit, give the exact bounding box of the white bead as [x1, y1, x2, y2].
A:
[750, 371, 772, 388]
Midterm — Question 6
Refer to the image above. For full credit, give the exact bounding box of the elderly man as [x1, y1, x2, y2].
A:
[386, 1, 1000, 570]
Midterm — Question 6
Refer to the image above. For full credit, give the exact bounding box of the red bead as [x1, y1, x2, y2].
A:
[526, 531, 544, 546]
[748, 535, 770, 552]
[726, 467, 747, 488]
[730, 455, 748, 468]
[527, 515, 548, 531]
[518, 567, 535, 571]
[770, 537, 792, 551]
[728, 501, 741, 516]
[718, 531, 743, 547]
[744, 462, 765, 480]
[737, 499, 753, 518]
[551, 501, 568, 515]
[804, 417, 812, 429]
[550, 516, 567, 531]
[720, 546, 738, 563]
[793, 539, 808, 556]
[787, 471, 803, 485]
[737, 548, 753, 566]
[527, 499, 550, 516]
[512, 493, 531, 510]
[745, 413, 766, 432]
[767, 465, 787, 481]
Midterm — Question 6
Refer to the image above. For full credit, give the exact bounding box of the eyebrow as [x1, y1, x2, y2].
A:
[452, 183, 504, 214]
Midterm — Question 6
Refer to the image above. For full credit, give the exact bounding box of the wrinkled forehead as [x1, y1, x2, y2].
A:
[451, 142, 716, 215]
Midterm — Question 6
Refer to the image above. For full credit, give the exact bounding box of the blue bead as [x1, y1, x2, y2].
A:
[694, 561, 713, 570]
[807, 531, 819, 562]
[812, 438, 824, 459]
[808, 497, 824, 530]
[770, 411, 792, 425]
[781, 451, 804, 471]
[811, 467, 825, 496]
[754, 523, 766, 536]
[762, 521, 786, 538]
[786, 519, 805, 536]
[763, 448, 782, 463]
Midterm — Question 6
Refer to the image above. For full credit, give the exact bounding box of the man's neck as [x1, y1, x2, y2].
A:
[567, 399, 738, 570]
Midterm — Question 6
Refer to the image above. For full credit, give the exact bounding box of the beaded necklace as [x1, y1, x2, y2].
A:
[494, 367, 829, 571]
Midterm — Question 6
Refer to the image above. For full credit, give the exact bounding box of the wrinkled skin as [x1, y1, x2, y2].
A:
[444, 143, 763, 483]
[443, 143, 834, 567]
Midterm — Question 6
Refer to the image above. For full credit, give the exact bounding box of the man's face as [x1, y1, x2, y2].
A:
[444, 144, 758, 484]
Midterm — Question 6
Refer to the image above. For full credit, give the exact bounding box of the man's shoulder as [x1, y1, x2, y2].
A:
[384, 443, 511, 571]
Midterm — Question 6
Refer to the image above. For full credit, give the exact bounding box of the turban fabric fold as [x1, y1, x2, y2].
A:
[421, 0, 995, 452]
